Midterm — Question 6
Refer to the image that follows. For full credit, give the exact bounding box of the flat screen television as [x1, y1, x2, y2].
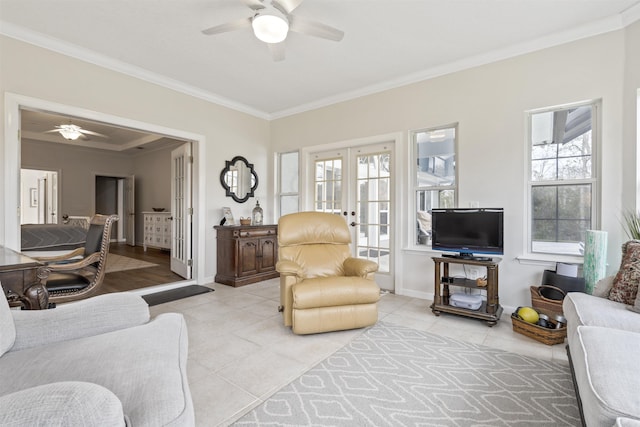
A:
[431, 208, 504, 260]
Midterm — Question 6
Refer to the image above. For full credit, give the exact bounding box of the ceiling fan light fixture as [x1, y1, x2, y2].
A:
[57, 124, 83, 140]
[252, 14, 289, 43]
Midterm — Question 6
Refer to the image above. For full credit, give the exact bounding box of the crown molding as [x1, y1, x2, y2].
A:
[270, 9, 639, 119]
[0, 21, 271, 120]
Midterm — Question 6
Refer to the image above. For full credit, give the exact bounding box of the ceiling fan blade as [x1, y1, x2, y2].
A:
[268, 43, 286, 61]
[241, 0, 265, 11]
[289, 15, 344, 41]
[202, 17, 252, 35]
[80, 129, 107, 138]
[272, 0, 303, 15]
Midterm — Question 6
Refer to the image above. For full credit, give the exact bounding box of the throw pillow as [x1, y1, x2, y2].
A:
[609, 240, 640, 305]
[592, 276, 614, 298]
[629, 286, 640, 314]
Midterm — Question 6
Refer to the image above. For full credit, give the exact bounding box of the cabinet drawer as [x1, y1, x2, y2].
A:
[237, 229, 275, 238]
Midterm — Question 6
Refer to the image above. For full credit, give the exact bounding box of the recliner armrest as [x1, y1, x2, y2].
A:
[0, 382, 126, 426]
[276, 260, 304, 277]
[10, 292, 150, 352]
[343, 257, 378, 277]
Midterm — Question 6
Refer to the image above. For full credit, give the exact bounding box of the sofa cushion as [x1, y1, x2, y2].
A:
[0, 313, 193, 426]
[609, 240, 640, 305]
[563, 292, 640, 350]
[570, 326, 640, 427]
[616, 418, 640, 427]
[0, 286, 15, 357]
[0, 382, 126, 426]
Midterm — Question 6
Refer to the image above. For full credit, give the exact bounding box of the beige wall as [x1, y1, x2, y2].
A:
[22, 139, 135, 217]
[623, 20, 640, 213]
[271, 29, 632, 308]
[1, 35, 271, 282]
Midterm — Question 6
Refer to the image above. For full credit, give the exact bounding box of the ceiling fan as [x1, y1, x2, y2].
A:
[45, 124, 107, 141]
[201, 0, 344, 61]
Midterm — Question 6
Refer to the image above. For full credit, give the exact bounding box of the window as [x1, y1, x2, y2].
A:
[528, 102, 598, 256]
[278, 151, 299, 216]
[412, 125, 457, 246]
[315, 157, 342, 214]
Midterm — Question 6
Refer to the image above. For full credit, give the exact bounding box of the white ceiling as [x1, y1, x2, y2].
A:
[1, 0, 640, 120]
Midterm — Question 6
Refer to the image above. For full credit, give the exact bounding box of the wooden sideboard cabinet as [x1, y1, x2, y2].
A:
[143, 212, 171, 251]
[214, 224, 279, 287]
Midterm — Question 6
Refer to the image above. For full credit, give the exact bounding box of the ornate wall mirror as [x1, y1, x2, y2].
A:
[220, 156, 258, 203]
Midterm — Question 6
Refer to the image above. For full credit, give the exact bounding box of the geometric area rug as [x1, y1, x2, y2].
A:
[105, 253, 158, 273]
[233, 322, 581, 426]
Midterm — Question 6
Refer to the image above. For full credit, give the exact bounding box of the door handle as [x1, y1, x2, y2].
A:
[350, 222, 358, 227]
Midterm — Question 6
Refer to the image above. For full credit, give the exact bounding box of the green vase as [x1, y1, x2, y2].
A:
[583, 230, 607, 294]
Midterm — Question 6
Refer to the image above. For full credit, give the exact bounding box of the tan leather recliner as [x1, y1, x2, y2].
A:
[277, 211, 381, 335]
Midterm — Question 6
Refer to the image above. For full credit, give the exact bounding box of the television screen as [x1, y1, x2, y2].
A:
[431, 208, 504, 258]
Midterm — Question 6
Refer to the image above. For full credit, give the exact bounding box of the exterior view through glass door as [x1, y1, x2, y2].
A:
[312, 143, 393, 290]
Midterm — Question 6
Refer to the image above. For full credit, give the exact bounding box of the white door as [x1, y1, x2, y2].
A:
[125, 174, 135, 246]
[170, 143, 192, 279]
[310, 142, 394, 291]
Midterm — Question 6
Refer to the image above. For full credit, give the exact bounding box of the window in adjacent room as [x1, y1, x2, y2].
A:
[278, 151, 299, 216]
[412, 125, 457, 246]
[528, 101, 599, 256]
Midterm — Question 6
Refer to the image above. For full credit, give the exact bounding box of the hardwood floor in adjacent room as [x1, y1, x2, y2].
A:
[97, 243, 184, 295]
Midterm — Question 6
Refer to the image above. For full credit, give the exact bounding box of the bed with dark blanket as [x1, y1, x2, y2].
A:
[21, 224, 87, 251]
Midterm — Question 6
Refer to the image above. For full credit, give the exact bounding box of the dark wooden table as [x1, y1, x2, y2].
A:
[0, 246, 49, 309]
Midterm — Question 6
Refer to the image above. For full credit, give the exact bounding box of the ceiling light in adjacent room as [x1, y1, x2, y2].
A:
[57, 124, 83, 140]
[252, 14, 289, 44]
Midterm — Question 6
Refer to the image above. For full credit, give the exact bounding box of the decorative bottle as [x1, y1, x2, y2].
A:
[252, 200, 263, 225]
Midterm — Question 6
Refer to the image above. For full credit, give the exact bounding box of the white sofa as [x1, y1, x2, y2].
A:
[0, 287, 194, 426]
[563, 277, 640, 427]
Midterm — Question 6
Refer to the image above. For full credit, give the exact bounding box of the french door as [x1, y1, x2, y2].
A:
[171, 143, 192, 279]
[310, 142, 393, 290]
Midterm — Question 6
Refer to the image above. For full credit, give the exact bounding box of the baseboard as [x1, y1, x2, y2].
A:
[399, 288, 431, 300]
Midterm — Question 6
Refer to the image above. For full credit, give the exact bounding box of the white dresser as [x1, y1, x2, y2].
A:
[143, 212, 172, 251]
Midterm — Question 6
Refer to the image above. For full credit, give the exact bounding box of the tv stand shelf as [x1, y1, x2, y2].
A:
[431, 256, 503, 326]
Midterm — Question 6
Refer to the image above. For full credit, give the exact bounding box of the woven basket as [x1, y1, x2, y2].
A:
[511, 312, 567, 345]
[530, 285, 565, 315]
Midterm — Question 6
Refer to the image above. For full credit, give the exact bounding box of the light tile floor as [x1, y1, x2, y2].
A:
[149, 279, 570, 427]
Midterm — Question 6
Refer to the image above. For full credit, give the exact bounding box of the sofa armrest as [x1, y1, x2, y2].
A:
[0, 382, 126, 426]
[10, 292, 150, 352]
[276, 260, 304, 277]
[343, 257, 378, 277]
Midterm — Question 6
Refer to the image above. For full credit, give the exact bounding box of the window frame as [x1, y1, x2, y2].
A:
[525, 100, 600, 258]
[411, 123, 459, 248]
[276, 150, 300, 217]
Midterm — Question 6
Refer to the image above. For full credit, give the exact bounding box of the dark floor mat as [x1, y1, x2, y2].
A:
[142, 285, 214, 306]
